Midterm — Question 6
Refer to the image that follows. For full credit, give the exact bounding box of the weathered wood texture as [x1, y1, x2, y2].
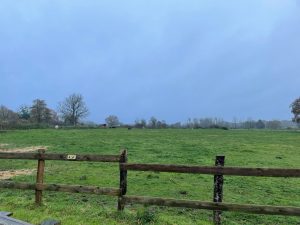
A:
[123, 195, 300, 216]
[213, 156, 225, 225]
[0, 181, 120, 196]
[35, 149, 45, 205]
[0, 152, 120, 162]
[37, 184, 120, 196]
[0, 181, 36, 190]
[118, 149, 128, 210]
[121, 163, 300, 177]
[119, 150, 128, 195]
[1, 151, 300, 221]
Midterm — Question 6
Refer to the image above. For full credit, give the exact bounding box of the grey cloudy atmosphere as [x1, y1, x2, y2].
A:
[0, 0, 299, 124]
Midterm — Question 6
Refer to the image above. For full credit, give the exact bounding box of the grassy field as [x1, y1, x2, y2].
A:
[0, 128, 299, 225]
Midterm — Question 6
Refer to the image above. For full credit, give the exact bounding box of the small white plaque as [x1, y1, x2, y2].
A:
[67, 154, 77, 160]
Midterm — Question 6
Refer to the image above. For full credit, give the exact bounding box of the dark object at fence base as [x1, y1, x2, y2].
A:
[41, 219, 61, 225]
[0, 211, 13, 216]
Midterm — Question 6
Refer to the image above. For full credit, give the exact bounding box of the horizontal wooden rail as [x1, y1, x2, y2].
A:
[121, 163, 300, 177]
[123, 195, 300, 216]
[0, 152, 120, 162]
[0, 181, 120, 196]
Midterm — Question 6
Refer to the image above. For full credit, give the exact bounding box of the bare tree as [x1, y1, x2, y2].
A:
[193, 118, 200, 128]
[58, 94, 89, 126]
[134, 118, 146, 128]
[266, 120, 282, 130]
[232, 117, 238, 129]
[0, 105, 19, 129]
[186, 118, 193, 128]
[170, 122, 181, 128]
[105, 115, 120, 127]
[49, 109, 60, 125]
[199, 118, 214, 128]
[140, 119, 147, 128]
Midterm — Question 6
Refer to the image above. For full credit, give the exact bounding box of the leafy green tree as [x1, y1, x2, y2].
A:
[291, 97, 300, 124]
[30, 99, 52, 124]
[148, 116, 158, 128]
[255, 120, 265, 129]
[134, 119, 146, 128]
[140, 119, 147, 128]
[18, 105, 30, 120]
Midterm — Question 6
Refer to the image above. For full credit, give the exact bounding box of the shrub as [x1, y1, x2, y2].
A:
[136, 207, 157, 224]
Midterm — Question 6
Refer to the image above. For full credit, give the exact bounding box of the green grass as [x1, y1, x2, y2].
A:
[0, 129, 299, 225]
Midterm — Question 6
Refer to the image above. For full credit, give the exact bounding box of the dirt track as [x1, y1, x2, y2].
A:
[0, 144, 42, 180]
[0, 169, 35, 180]
[0, 144, 47, 153]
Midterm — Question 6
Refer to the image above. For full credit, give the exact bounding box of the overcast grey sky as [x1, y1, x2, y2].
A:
[0, 0, 299, 123]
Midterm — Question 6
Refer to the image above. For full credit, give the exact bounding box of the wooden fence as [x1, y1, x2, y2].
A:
[0, 149, 300, 224]
[0, 149, 122, 203]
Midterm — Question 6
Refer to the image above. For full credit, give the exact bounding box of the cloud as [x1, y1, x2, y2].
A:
[0, 0, 299, 122]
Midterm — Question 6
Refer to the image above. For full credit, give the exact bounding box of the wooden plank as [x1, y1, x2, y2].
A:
[0, 153, 120, 162]
[213, 156, 225, 225]
[121, 163, 300, 177]
[35, 149, 45, 205]
[37, 184, 121, 196]
[123, 195, 300, 216]
[0, 181, 36, 190]
[0, 181, 120, 196]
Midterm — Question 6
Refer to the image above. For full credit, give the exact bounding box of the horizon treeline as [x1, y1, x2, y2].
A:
[0, 93, 90, 129]
[0, 99, 59, 129]
[133, 117, 297, 130]
[0, 98, 298, 130]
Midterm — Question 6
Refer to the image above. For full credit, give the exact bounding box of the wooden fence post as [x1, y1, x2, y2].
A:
[118, 149, 127, 211]
[35, 149, 45, 205]
[213, 155, 225, 225]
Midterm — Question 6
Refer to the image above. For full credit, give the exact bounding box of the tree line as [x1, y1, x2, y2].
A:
[130, 117, 295, 130]
[1, 95, 299, 130]
[101, 116, 298, 130]
[0, 94, 88, 129]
